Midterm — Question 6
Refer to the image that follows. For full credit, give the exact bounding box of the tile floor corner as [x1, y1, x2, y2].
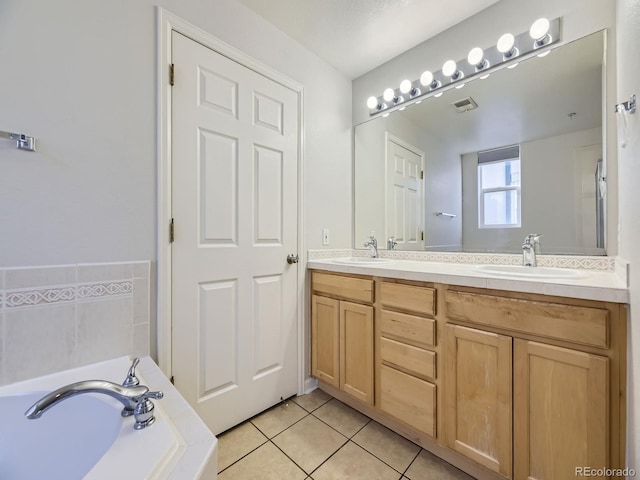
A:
[216, 388, 475, 479]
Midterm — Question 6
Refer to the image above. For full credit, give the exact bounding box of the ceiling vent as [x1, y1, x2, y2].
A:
[451, 97, 478, 113]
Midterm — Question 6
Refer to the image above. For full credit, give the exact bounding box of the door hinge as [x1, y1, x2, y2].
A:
[169, 63, 175, 86]
[170, 376, 175, 385]
[169, 218, 175, 243]
[421, 170, 424, 180]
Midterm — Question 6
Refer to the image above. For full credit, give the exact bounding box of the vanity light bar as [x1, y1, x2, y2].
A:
[366, 17, 561, 116]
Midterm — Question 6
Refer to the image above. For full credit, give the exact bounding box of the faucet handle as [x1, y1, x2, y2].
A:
[123, 357, 140, 387]
[133, 391, 164, 430]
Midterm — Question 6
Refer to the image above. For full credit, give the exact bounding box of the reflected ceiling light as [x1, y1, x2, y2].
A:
[467, 47, 490, 71]
[442, 60, 464, 82]
[497, 33, 519, 60]
[530, 18, 552, 48]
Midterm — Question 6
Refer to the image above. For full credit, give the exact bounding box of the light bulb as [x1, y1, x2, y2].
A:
[530, 18, 550, 40]
[400, 79, 412, 94]
[497, 33, 515, 53]
[420, 71, 433, 86]
[442, 60, 457, 77]
[383, 88, 395, 103]
[467, 47, 484, 66]
[366, 96, 378, 109]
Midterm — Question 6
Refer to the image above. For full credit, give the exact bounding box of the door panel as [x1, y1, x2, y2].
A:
[386, 137, 424, 250]
[171, 31, 299, 434]
[444, 324, 513, 477]
[514, 340, 608, 480]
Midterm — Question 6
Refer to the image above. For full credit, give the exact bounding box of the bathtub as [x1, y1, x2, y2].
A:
[0, 356, 217, 479]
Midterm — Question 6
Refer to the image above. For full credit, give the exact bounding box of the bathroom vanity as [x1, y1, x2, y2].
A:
[308, 257, 627, 480]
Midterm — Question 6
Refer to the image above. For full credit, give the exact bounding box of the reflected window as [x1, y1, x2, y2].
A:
[478, 145, 521, 228]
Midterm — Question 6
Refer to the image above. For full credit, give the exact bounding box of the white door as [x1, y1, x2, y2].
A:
[170, 31, 299, 435]
[385, 136, 424, 250]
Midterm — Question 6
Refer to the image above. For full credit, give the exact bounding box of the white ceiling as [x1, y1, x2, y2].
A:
[235, 0, 501, 79]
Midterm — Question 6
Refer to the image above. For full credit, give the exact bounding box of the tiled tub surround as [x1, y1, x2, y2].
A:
[307, 250, 628, 303]
[0, 262, 151, 385]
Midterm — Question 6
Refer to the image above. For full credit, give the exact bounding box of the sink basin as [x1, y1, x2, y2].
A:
[475, 264, 588, 279]
[332, 257, 392, 265]
[0, 391, 121, 479]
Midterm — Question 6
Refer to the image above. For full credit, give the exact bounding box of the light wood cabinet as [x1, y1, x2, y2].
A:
[445, 286, 624, 479]
[310, 271, 626, 480]
[444, 325, 512, 478]
[340, 301, 374, 404]
[311, 272, 374, 405]
[311, 294, 339, 388]
[514, 340, 608, 480]
[378, 280, 438, 438]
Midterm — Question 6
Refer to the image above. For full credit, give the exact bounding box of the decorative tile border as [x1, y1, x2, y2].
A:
[308, 249, 616, 271]
[0, 262, 151, 387]
[2, 280, 133, 309]
[77, 281, 133, 299]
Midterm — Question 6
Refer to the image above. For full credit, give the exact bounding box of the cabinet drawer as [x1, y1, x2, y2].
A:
[381, 282, 436, 316]
[380, 337, 436, 380]
[446, 290, 609, 348]
[381, 309, 435, 348]
[380, 365, 436, 437]
[312, 272, 373, 303]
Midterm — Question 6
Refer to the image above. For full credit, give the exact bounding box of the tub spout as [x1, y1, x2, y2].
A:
[25, 380, 149, 419]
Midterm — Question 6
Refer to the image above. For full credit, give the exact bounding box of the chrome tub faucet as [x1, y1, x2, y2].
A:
[522, 234, 542, 266]
[25, 358, 163, 430]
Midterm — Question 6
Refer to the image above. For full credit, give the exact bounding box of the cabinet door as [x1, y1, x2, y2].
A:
[444, 325, 512, 478]
[340, 301, 374, 404]
[514, 340, 608, 480]
[311, 295, 340, 388]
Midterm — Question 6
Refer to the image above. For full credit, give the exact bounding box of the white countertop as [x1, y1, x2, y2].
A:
[308, 258, 629, 303]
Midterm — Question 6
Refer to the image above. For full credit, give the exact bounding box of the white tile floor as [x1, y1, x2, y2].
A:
[216, 389, 474, 479]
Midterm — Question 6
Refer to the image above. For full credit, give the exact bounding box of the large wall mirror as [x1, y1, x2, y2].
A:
[354, 30, 606, 255]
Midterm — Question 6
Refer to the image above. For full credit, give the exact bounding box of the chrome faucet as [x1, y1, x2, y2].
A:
[387, 237, 398, 250]
[364, 235, 378, 257]
[25, 358, 164, 430]
[522, 234, 542, 266]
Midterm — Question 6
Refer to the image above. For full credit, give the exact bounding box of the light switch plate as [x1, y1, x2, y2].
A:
[322, 228, 330, 245]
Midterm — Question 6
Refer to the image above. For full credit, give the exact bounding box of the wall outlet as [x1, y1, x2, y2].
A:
[322, 228, 330, 246]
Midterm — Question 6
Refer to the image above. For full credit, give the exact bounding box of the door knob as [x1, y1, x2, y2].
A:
[287, 254, 299, 264]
